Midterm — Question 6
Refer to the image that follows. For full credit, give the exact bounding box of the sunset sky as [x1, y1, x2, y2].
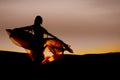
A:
[0, 0, 120, 55]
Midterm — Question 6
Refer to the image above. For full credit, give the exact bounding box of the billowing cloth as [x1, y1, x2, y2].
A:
[6, 29, 73, 64]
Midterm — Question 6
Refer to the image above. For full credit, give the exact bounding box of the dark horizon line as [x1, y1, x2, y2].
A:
[0, 50, 120, 55]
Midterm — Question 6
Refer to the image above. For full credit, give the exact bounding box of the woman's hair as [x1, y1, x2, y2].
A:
[34, 16, 43, 25]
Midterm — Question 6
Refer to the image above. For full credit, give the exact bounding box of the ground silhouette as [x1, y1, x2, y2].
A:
[0, 50, 120, 77]
[0, 51, 120, 75]
[0, 50, 120, 66]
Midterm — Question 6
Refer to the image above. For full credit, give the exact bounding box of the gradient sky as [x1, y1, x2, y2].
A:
[0, 0, 120, 55]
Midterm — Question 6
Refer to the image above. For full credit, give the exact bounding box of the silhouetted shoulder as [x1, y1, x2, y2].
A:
[40, 26, 48, 33]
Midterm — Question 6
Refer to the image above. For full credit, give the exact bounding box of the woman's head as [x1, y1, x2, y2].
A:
[34, 16, 43, 25]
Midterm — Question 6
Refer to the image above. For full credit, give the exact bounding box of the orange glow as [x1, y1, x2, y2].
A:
[25, 49, 35, 62]
[42, 47, 55, 64]
[43, 47, 53, 57]
[25, 49, 31, 54]
[42, 47, 63, 64]
[74, 44, 120, 55]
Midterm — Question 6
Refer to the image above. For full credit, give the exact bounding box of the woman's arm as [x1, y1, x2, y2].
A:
[42, 26, 73, 53]
[13, 25, 32, 31]
[47, 32, 73, 52]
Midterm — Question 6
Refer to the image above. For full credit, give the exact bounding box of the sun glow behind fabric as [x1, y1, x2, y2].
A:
[0, 0, 120, 54]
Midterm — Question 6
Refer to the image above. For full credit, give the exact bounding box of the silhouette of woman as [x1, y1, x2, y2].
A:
[13, 15, 71, 64]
